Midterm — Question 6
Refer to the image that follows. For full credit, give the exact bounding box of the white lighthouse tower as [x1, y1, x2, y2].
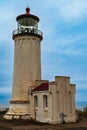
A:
[5, 7, 43, 119]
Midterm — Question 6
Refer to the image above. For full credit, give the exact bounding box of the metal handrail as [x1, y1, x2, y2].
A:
[13, 28, 43, 37]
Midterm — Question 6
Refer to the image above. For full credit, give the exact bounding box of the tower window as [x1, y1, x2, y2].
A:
[43, 95, 48, 108]
[34, 96, 38, 108]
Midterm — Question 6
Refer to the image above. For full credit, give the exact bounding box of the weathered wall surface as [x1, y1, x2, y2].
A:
[5, 35, 42, 119]
[53, 76, 76, 123]
[31, 77, 76, 124]
[12, 36, 41, 100]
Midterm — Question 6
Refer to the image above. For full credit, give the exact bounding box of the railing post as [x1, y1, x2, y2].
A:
[13, 29, 43, 39]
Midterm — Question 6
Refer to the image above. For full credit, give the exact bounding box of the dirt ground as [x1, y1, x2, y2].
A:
[0, 113, 87, 130]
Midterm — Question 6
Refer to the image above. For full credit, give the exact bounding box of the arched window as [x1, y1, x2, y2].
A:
[43, 95, 48, 108]
[34, 96, 38, 108]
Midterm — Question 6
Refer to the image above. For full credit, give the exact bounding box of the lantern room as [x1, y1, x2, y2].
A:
[13, 7, 43, 40]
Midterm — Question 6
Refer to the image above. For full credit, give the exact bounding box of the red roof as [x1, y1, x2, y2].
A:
[32, 83, 49, 92]
[16, 7, 39, 22]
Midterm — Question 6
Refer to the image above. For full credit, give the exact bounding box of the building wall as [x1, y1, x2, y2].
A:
[12, 36, 41, 101]
[31, 77, 76, 124]
[54, 76, 76, 123]
[30, 91, 53, 123]
[5, 36, 42, 119]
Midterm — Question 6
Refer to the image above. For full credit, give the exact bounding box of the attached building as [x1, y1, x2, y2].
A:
[30, 76, 76, 124]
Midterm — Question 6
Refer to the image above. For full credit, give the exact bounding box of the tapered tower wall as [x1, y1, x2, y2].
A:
[4, 35, 42, 119]
[11, 36, 41, 101]
[4, 7, 43, 119]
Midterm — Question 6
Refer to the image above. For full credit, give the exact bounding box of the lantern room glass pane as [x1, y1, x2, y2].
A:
[18, 18, 38, 30]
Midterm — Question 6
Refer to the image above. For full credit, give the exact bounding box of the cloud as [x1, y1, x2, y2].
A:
[0, 86, 11, 94]
[0, 4, 16, 42]
[42, 32, 87, 57]
[58, 1, 87, 22]
[43, 0, 87, 23]
[0, 0, 87, 102]
[76, 92, 87, 101]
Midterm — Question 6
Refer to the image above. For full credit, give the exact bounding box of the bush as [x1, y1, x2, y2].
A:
[76, 107, 87, 116]
[0, 108, 8, 113]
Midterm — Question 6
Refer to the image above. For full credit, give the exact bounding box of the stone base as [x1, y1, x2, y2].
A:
[4, 103, 31, 120]
[4, 114, 31, 120]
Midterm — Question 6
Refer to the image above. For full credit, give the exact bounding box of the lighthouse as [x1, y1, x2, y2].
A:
[5, 7, 43, 119]
[4, 7, 76, 123]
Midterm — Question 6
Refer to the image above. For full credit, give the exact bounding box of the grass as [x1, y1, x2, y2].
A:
[0, 126, 12, 130]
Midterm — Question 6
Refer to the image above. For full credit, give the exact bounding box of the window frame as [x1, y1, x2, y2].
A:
[34, 95, 38, 109]
[43, 95, 48, 109]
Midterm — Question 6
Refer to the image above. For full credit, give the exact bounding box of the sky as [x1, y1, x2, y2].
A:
[0, 0, 87, 105]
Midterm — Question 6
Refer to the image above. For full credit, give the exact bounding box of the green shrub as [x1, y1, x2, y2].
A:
[76, 108, 87, 116]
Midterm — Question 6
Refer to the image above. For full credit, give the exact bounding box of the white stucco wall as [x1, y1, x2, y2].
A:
[31, 77, 76, 124]
[12, 36, 41, 100]
[31, 92, 52, 123]
[5, 35, 42, 119]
